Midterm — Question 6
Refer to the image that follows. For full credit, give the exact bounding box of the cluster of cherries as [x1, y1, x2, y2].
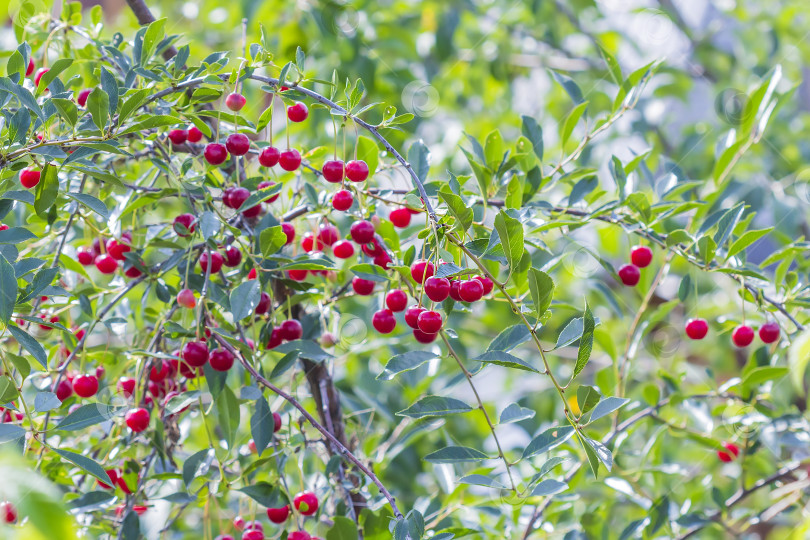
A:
[75, 233, 141, 277]
[215, 491, 320, 540]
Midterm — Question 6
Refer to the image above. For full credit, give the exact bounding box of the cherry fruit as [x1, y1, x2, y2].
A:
[631, 246, 653, 268]
[346, 159, 369, 182]
[732, 325, 754, 347]
[125, 408, 150, 432]
[685, 318, 709, 340]
[618, 264, 640, 286]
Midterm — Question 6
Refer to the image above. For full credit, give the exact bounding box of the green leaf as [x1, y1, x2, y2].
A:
[351, 263, 390, 283]
[259, 226, 287, 257]
[560, 101, 589, 147]
[236, 182, 283, 213]
[0, 253, 16, 324]
[522, 426, 575, 459]
[424, 446, 489, 463]
[499, 402, 535, 424]
[118, 89, 149, 124]
[0, 424, 25, 444]
[65, 192, 108, 219]
[216, 385, 240, 448]
[493, 210, 524, 275]
[55, 404, 122, 431]
[327, 516, 359, 540]
[237, 482, 284, 508]
[250, 396, 274, 457]
[52, 448, 110, 484]
[484, 129, 504, 170]
[118, 115, 182, 135]
[0, 227, 36, 244]
[230, 280, 261, 321]
[356, 135, 379, 177]
[0, 376, 19, 402]
[183, 449, 213, 486]
[7, 324, 47, 368]
[790, 330, 810, 395]
[713, 204, 745, 248]
[0, 77, 44, 121]
[576, 385, 601, 415]
[527, 268, 554, 318]
[34, 58, 72, 96]
[458, 474, 506, 489]
[597, 43, 623, 85]
[141, 18, 167, 64]
[697, 235, 717, 265]
[34, 164, 59, 217]
[397, 396, 473, 418]
[199, 211, 220, 240]
[521, 115, 543, 161]
[487, 324, 531, 352]
[610, 155, 627, 201]
[86, 87, 110, 131]
[531, 479, 568, 497]
[377, 351, 437, 380]
[33, 392, 62, 412]
[438, 187, 473, 232]
[272, 340, 333, 361]
[555, 316, 593, 349]
[408, 140, 430, 183]
[550, 70, 585, 104]
[589, 396, 630, 423]
[472, 351, 539, 372]
[573, 303, 595, 379]
[741, 366, 788, 391]
[727, 228, 772, 259]
[584, 436, 613, 472]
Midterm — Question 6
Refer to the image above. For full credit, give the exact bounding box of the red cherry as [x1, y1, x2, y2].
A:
[631, 246, 653, 268]
[618, 264, 640, 286]
[474, 275, 494, 295]
[73, 375, 99, 398]
[34, 67, 49, 87]
[95, 255, 118, 274]
[352, 277, 375, 296]
[209, 349, 235, 371]
[279, 319, 303, 341]
[149, 360, 169, 382]
[281, 223, 295, 244]
[301, 233, 321, 252]
[759, 322, 780, 344]
[125, 408, 150, 432]
[0, 224, 7, 231]
[405, 306, 426, 329]
[225, 187, 249, 209]
[732, 325, 754, 347]
[204, 143, 228, 165]
[77, 249, 94, 265]
[424, 277, 451, 302]
[200, 251, 224, 274]
[187, 126, 203, 142]
[77, 88, 92, 107]
[332, 190, 353, 211]
[26, 58, 35, 76]
[287, 102, 309, 122]
[459, 279, 484, 302]
[389, 208, 411, 228]
[350, 220, 375, 244]
[244, 521, 263, 532]
[124, 265, 142, 278]
[0, 501, 17, 524]
[373, 253, 391, 269]
[332, 240, 355, 259]
[242, 531, 264, 540]
[98, 468, 119, 490]
[266, 505, 290, 524]
[259, 146, 281, 167]
[226, 133, 250, 156]
[386, 290, 408, 312]
[266, 328, 283, 349]
[248, 268, 258, 280]
[293, 491, 319, 515]
[223, 245, 242, 267]
[257, 180, 280, 203]
[20, 168, 41, 189]
[413, 329, 438, 343]
[173, 213, 196, 236]
[242, 204, 262, 218]
[410, 259, 435, 284]
[118, 377, 136, 397]
[225, 92, 247, 111]
[322, 160, 345, 183]
[94, 364, 105, 380]
[106, 238, 131, 261]
[279, 149, 302, 171]
[362, 239, 384, 257]
[417, 310, 443, 334]
[168, 129, 188, 145]
[255, 292, 271, 314]
[317, 225, 339, 246]
[685, 318, 709, 340]
[345, 159, 369, 182]
[182, 341, 209, 367]
[233, 516, 246, 530]
[56, 379, 73, 401]
[288, 533, 311, 540]
[272, 411, 282, 433]
[288, 269, 308, 281]
[717, 442, 740, 462]
[372, 309, 397, 334]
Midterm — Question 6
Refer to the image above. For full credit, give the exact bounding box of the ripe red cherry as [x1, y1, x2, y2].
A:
[257, 146, 281, 167]
[424, 276, 450, 302]
[410, 259, 435, 284]
[0, 501, 17, 524]
[223, 245, 242, 267]
[26, 58, 35, 76]
[317, 225, 339, 246]
[287, 102, 309, 122]
[125, 408, 150, 433]
[459, 279, 484, 302]
[266, 327, 283, 349]
[233, 516, 246, 530]
[242, 531, 264, 540]
[174, 213, 196, 236]
[73, 374, 99, 398]
[209, 349, 235, 371]
[717, 441, 740, 462]
[732, 325, 754, 347]
[279, 319, 303, 341]
[279, 149, 302, 171]
[332, 240, 355, 259]
[266, 505, 290, 524]
[242, 204, 262, 218]
[322, 160, 345, 183]
[149, 360, 169, 382]
[77, 88, 92, 107]
[200, 251, 224, 274]
[345, 159, 369, 182]
[389, 208, 411, 228]
[288, 532, 311, 540]
[373, 252, 391, 269]
[332, 190, 353, 211]
[362, 239, 384, 257]
[182, 341, 209, 367]
[20, 168, 41, 188]
[372, 309, 397, 334]
[352, 277, 375, 296]
[204, 143, 228, 165]
[759, 322, 780, 344]
[474, 275, 494, 295]
[293, 491, 319, 515]
[281, 223, 295, 244]
[226, 187, 250, 209]
[123, 265, 142, 278]
[187, 126, 203, 143]
[34, 67, 49, 87]
[226, 133, 250, 156]
[106, 238, 131, 260]
[225, 92, 247, 111]
[631, 246, 653, 268]
[685, 318, 709, 340]
[168, 129, 188, 145]
[413, 329, 438, 343]
[95, 255, 118, 274]
[417, 310, 443, 334]
[272, 411, 282, 432]
[248, 268, 258, 280]
[405, 306, 426, 329]
[56, 379, 74, 401]
[386, 290, 408, 312]
[118, 377, 136, 397]
[618, 264, 640, 286]
[288, 269, 308, 281]
[78, 249, 94, 265]
[255, 292, 271, 314]
[350, 220, 375, 244]
[301, 233, 321, 252]
[449, 280, 463, 301]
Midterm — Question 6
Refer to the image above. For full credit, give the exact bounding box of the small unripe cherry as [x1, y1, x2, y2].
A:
[259, 146, 280, 167]
[386, 290, 408, 312]
[320, 332, 337, 347]
[226, 133, 250, 156]
[630, 245, 653, 268]
[187, 126, 203, 142]
[322, 160, 345, 183]
[759, 322, 780, 344]
[287, 102, 309, 122]
[618, 264, 640, 286]
[279, 149, 302, 171]
[345, 159, 369, 182]
[410, 259, 435, 284]
[332, 190, 353, 211]
[732, 325, 754, 347]
[717, 441, 740, 462]
[350, 220, 375, 244]
[125, 408, 150, 432]
[685, 318, 709, 340]
[372, 309, 397, 334]
[332, 240, 355, 259]
[417, 310, 443, 334]
[225, 92, 247, 111]
[389, 208, 411, 228]
[352, 277, 375, 296]
[204, 143, 228, 165]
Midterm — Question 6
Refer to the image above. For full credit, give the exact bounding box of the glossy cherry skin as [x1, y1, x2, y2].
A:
[352, 277, 375, 296]
[200, 251, 224, 274]
[346, 159, 369, 182]
[332, 240, 355, 259]
[281, 223, 295, 244]
[293, 491, 319, 515]
[332, 190, 353, 211]
[182, 341, 209, 367]
[168, 129, 187, 145]
[389, 208, 411, 228]
[77, 88, 92, 107]
[204, 143, 228, 165]
[95, 255, 118, 274]
[759, 322, 780, 344]
[618, 264, 640, 286]
[187, 126, 203, 142]
[717, 441, 740, 462]
[223, 245, 242, 267]
[225, 92, 247, 111]
[417, 310, 443, 334]
[117, 377, 136, 397]
[631, 246, 653, 268]
[259, 146, 280, 167]
[322, 160, 345, 183]
[287, 532, 311, 540]
[279, 149, 302, 171]
[26, 58, 35, 76]
[474, 275, 494, 295]
[20, 168, 41, 188]
[685, 318, 709, 340]
[386, 290, 408, 312]
[317, 225, 339, 246]
[732, 325, 754, 347]
[405, 306, 426, 329]
[254, 292, 271, 315]
[266, 505, 290, 524]
[226, 133, 250, 156]
[106, 238, 131, 260]
[56, 379, 73, 401]
[449, 280, 463, 302]
[174, 213, 196, 236]
[372, 309, 397, 334]
[458, 279, 484, 302]
[350, 220, 375, 244]
[413, 329, 438, 343]
[77, 249, 94, 265]
[410, 260, 435, 284]
[287, 102, 309, 122]
[73, 375, 99, 398]
[209, 349, 235, 371]
[177, 288, 196, 308]
[423, 277, 450, 302]
[125, 408, 150, 432]
[279, 319, 303, 341]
